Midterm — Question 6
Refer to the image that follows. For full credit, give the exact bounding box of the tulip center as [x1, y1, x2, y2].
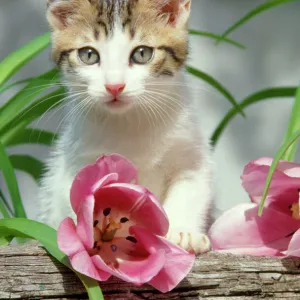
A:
[90, 207, 138, 262]
[290, 203, 300, 220]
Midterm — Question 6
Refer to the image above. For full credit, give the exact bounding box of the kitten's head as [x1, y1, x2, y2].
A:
[47, 0, 191, 114]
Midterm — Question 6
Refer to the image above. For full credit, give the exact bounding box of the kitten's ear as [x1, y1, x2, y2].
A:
[160, 0, 191, 27]
[47, 0, 79, 30]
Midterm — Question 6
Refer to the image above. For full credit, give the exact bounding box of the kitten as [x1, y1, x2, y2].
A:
[39, 0, 213, 254]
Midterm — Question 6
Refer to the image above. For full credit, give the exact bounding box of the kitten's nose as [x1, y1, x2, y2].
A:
[105, 84, 126, 97]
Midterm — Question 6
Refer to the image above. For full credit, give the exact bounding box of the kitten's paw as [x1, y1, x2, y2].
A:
[166, 229, 211, 255]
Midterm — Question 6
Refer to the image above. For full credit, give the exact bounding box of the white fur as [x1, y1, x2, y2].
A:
[38, 7, 213, 254]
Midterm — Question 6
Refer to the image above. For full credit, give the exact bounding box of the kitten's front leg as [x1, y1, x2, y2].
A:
[163, 168, 213, 255]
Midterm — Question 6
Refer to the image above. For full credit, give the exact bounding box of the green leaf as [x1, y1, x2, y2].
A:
[218, 0, 300, 43]
[259, 129, 300, 215]
[78, 274, 105, 300]
[186, 66, 245, 117]
[0, 190, 13, 216]
[0, 68, 59, 130]
[0, 77, 34, 94]
[188, 29, 246, 49]
[0, 87, 65, 143]
[211, 87, 297, 146]
[0, 196, 10, 218]
[5, 129, 57, 147]
[0, 142, 26, 218]
[0, 33, 51, 89]
[10, 155, 45, 183]
[0, 218, 104, 300]
[281, 85, 300, 161]
[0, 236, 13, 246]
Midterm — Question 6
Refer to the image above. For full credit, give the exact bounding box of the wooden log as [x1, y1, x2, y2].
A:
[1, 246, 300, 299]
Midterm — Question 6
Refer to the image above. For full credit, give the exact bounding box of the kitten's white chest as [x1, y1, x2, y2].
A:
[70, 144, 166, 200]
[62, 115, 169, 199]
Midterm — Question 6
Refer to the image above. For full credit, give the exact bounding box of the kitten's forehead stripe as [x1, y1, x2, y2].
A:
[97, 20, 109, 37]
[94, 0, 139, 35]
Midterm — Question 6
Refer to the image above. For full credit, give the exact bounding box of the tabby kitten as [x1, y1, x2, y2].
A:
[39, 0, 213, 254]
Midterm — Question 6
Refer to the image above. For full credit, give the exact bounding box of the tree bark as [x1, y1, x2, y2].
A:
[1, 246, 300, 299]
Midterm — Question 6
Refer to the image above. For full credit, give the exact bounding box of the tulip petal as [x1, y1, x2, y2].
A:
[94, 183, 169, 236]
[76, 195, 95, 249]
[71, 250, 111, 281]
[57, 217, 85, 256]
[71, 169, 118, 215]
[209, 203, 298, 255]
[96, 154, 138, 184]
[243, 157, 300, 176]
[71, 154, 138, 215]
[242, 158, 300, 202]
[287, 229, 300, 257]
[130, 226, 195, 293]
[91, 250, 166, 285]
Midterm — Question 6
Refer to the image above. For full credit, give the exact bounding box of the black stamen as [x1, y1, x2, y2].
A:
[289, 205, 292, 209]
[120, 217, 129, 223]
[126, 236, 137, 243]
[111, 245, 117, 252]
[93, 241, 97, 249]
[93, 220, 99, 227]
[103, 208, 111, 216]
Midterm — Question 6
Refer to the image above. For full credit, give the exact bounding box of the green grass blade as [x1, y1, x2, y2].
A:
[78, 274, 105, 300]
[0, 190, 13, 216]
[218, 0, 300, 43]
[211, 87, 297, 146]
[186, 66, 245, 117]
[0, 33, 51, 88]
[281, 85, 300, 161]
[0, 196, 10, 218]
[0, 87, 65, 143]
[0, 68, 59, 129]
[0, 77, 34, 94]
[0, 218, 104, 300]
[5, 129, 57, 147]
[259, 129, 300, 215]
[0, 142, 26, 218]
[0, 236, 13, 246]
[188, 29, 246, 49]
[10, 155, 45, 183]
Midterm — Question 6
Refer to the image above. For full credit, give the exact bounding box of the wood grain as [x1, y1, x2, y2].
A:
[1, 246, 300, 299]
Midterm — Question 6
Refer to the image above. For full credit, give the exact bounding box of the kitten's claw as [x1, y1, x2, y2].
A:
[166, 229, 211, 255]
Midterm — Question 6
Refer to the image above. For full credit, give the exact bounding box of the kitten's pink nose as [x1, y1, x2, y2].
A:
[105, 83, 126, 97]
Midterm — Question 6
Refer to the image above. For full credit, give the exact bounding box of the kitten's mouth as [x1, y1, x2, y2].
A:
[105, 99, 129, 109]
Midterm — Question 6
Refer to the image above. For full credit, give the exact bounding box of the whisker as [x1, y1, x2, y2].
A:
[33, 92, 87, 141]
[142, 94, 175, 126]
[144, 90, 185, 112]
[142, 95, 168, 129]
[18, 90, 88, 126]
[53, 97, 87, 135]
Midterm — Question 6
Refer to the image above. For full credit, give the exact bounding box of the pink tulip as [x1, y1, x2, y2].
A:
[209, 157, 300, 256]
[57, 154, 195, 292]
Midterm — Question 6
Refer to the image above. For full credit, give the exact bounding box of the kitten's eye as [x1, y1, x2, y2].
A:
[78, 47, 100, 65]
[131, 46, 154, 65]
